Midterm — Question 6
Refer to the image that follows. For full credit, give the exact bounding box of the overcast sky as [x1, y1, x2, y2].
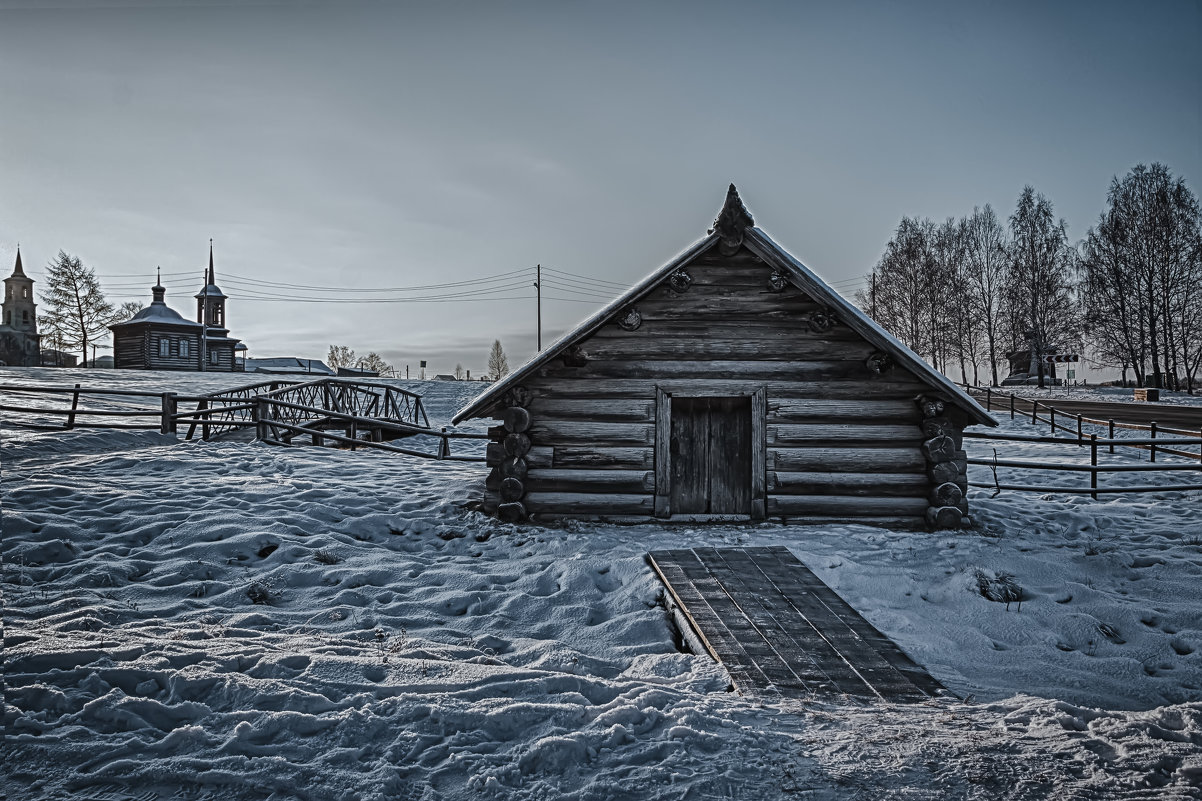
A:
[2, 0, 1198, 376]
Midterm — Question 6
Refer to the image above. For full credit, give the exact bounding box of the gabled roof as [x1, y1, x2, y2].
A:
[452, 186, 996, 427]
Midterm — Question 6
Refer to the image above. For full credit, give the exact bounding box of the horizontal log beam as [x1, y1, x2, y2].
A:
[771, 447, 926, 472]
[573, 336, 878, 362]
[523, 492, 655, 516]
[527, 421, 654, 445]
[523, 378, 931, 400]
[771, 424, 924, 446]
[595, 321, 864, 341]
[770, 471, 930, 497]
[525, 446, 554, 469]
[769, 399, 921, 423]
[553, 446, 654, 469]
[525, 469, 655, 494]
[635, 294, 826, 318]
[767, 496, 929, 516]
[540, 359, 887, 381]
[528, 397, 655, 422]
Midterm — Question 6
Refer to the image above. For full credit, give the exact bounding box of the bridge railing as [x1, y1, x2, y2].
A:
[253, 395, 487, 461]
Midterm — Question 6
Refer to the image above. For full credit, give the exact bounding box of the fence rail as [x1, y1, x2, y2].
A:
[964, 386, 1202, 498]
[968, 386, 1202, 461]
[0, 378, 485, 462]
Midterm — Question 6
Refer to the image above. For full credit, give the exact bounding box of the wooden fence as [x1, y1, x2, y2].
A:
[963, 387, 1202, 499]
[0, 378, 485, 462]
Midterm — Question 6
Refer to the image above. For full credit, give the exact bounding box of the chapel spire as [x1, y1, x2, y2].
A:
[12, 245, 24, 277]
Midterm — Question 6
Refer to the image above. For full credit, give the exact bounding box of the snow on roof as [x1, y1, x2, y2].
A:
[111, 301, 202, 328]
[246, 357, 334, 374]
[743, 227, 995, 427]
[453, 228, 995, 427]
[451, 233, 719, 424]
[195, 284, 227, 299]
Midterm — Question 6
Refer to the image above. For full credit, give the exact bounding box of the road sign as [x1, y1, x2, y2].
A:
[1043, 353, 1079, 363]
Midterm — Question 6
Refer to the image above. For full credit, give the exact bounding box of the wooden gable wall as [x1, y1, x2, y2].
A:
[484, 246, 950, 527]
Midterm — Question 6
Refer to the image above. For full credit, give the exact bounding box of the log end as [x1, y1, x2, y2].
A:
[497, 501, 527, 523]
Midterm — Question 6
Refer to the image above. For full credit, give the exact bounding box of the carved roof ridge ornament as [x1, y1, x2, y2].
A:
[710, 183, 754, 256]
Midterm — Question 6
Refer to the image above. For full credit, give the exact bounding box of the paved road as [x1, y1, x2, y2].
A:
[975, 391, 1202, 430]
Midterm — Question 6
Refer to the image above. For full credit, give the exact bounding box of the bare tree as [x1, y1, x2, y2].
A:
[858, 217, 937, 361]
[961, 205, 1009, 385]
[327, 345, 355, 371]
[38, 251, 116, 367]
[356, 352, 392, 374]
[1005, 187, 1078, 387]
[115, 301, 145, 321]
[488, 339, 509, 380]
[1080, 164, 1202, 390]
[454, 363, 465, 380]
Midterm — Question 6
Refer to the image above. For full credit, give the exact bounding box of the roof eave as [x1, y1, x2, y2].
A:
[450, 233, 721, 424]
[743, 227, 997, 427]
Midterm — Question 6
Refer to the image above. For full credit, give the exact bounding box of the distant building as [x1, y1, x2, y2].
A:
[432, 374, 458, 381]
[245, 357, 334, 375]
[337, 366, 380, 378]
[40, 349, 78, 368]
[109, 243, 244, 371]
[0, 248, 42, 367]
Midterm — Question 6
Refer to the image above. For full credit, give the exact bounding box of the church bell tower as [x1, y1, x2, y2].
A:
[3, 246, 38, 335]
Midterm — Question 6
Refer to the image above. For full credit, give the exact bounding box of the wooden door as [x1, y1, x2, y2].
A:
[669, 396, 752, 515]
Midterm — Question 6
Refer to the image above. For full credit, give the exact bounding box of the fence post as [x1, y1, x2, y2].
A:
[66, 383, 81, 431]
[160, 392, 177, 435]
[1049, 406, 1055, 434]
[1109, 419, 1115, 454]
[254, 396, 268, 441]
[1010, 394, 1015, 420]
[985, 388, 992, 411]
[350, 419, 357, 451]
[1150, 422, 1157, 463]
[1090, 434, 1098, 500]
[440, 427, 449, 459]
[1076, 415, 1082, 447]
[1031, 400, 1037, 424]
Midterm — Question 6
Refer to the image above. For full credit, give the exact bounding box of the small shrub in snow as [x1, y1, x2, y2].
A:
[246, 579, 276, 605]
[372, 626, 408, 663]
[313, 549, 341, 565]
[973, 569, 1024, 611]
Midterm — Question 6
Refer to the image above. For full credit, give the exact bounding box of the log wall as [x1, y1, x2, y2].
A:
[112, 327, 239, 372]
[481, 247, 959, 527]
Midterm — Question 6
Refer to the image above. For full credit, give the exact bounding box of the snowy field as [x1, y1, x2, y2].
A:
[992, 384, 1202, 407]
[3, 368, 1201, 800]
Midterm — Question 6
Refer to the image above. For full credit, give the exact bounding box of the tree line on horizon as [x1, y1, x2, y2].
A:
[858, 163, 1202, 393]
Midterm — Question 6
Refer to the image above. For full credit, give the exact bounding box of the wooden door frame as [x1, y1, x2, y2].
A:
[654, 385, 766, 520]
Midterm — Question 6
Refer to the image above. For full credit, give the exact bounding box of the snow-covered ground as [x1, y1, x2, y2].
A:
[992, 384, 1202, 407]
[3, 368, 1200, 799]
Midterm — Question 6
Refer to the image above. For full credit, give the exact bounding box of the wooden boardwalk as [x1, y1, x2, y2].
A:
[648, 546, 947, 703]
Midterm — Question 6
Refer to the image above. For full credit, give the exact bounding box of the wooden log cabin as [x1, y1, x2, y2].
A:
[453, 186, 997, 528]
[110, 244, 243, 372]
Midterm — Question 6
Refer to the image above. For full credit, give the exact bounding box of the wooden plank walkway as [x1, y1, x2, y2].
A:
[648, 545, 947, 703]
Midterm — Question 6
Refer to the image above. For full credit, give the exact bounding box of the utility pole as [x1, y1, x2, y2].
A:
[533, 263, 542, 352]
